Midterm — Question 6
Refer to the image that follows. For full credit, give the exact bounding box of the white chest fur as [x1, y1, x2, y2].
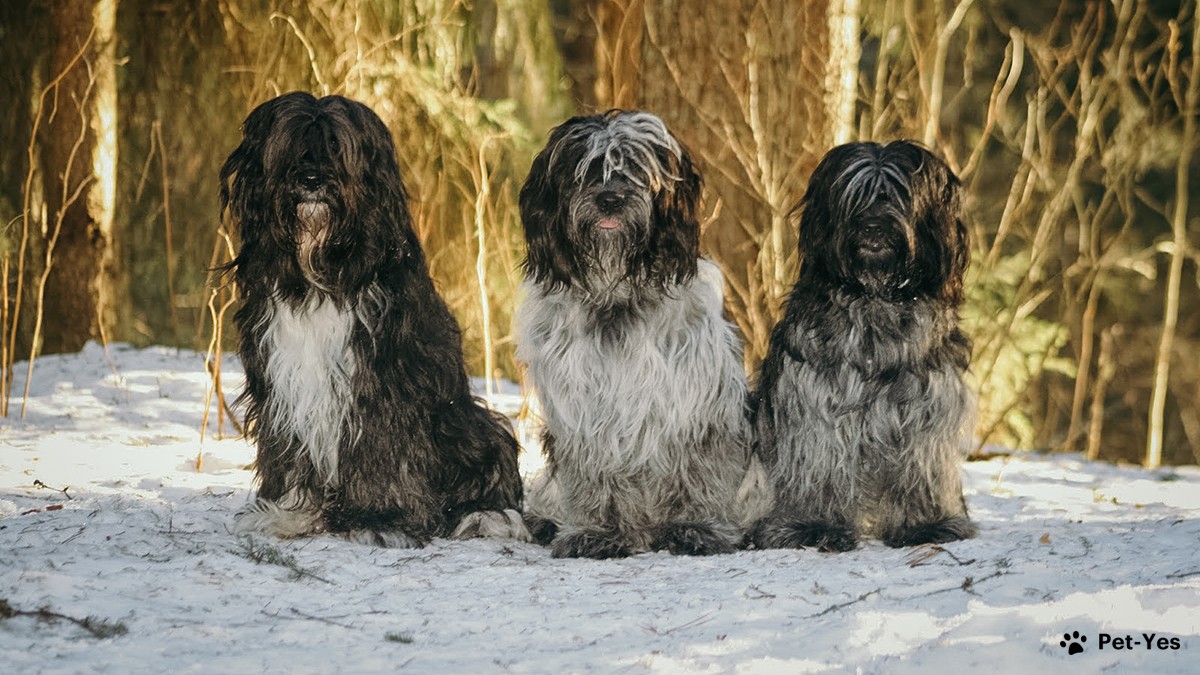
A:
[262, 295, 356, 486]
[516, 260, 746, 470]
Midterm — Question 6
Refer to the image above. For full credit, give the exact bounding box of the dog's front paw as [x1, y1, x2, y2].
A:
[234, 500, 324, 539]
[550, 528, 630, 559]
[341, 528, 427, 548]
[522, 514, 560, 545]
[753, 518, 858, 552]
[451, 509, 532, 542]
[882, 516, 976, 548]
[652, 522, 741, 556]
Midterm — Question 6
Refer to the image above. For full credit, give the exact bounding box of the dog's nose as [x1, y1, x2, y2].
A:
[859, 223, 888, 252]
[301, 171, 322, 190]
[595, 190, 626, 212]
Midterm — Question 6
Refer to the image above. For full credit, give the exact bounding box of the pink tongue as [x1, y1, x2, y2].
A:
[598, 218, 620, 229]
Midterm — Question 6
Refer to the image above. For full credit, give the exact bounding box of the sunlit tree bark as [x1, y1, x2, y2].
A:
[40, 0, 119, 354]
[1146, 0, 1200, 469]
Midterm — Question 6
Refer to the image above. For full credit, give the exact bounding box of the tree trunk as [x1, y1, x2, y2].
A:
[548, 0, 602, 112]
[471, 0, 574, 132]
[1146, 0, 1200, 469]
[40, 0, 118, 355]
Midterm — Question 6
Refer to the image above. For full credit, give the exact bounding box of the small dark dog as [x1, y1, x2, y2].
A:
[516, 110, 769, 559]
[752, 140, 976, 551]
[220, 92, 527, 547]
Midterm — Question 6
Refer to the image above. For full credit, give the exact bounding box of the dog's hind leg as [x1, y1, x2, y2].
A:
[437, 401, 531, 542]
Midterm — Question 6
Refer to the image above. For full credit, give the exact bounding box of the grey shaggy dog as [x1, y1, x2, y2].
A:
[516, 110, 770, 559]
[751, 140, 976, 552]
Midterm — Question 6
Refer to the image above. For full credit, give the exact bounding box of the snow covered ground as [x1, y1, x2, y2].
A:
[1, 343, 1197, 673]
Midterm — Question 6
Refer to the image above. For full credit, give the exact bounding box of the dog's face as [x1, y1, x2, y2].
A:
[220, 92, 412, 292]
[519, 111, 701, 298]
[565, 163, 655, 283]
[797, 141, 968, 304]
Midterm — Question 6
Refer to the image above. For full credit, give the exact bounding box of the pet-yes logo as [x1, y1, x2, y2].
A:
[1059, 631, 1086, 655]
[1057, 630, 1183, 655]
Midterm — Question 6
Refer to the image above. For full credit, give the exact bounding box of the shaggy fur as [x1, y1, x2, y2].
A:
[751, 140, 977, 552]
[516, 110, 770, 559]
[220, 92, 527, 547]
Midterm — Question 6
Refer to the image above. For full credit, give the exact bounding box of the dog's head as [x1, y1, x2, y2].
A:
[220, 92, 414, 292]
[519, 110, 701, 299]
[796, 140, 968, 304]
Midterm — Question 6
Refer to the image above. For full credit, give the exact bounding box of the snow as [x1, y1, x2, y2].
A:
[1, 343, 1197, 673]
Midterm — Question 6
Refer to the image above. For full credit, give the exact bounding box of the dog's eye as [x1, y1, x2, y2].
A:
[582, 160, 605, 183]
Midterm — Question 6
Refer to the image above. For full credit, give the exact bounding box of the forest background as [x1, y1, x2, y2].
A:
[0, 0, 1197, 467]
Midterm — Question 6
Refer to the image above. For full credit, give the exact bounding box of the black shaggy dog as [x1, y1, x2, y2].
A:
[752, 140, 977, 552]
[220, 92, 527, 547]
[515, 111, 769, 559]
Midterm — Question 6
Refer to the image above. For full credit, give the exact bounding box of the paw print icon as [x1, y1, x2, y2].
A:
[1060, 631, 1087, 655]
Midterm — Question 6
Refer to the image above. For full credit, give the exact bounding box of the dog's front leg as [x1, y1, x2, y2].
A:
[234, 430, 326, 539]
[752, 446, 861, 552]
[875, 442, 976, 548]
[324, 420, 440, 548]
[547, 473, 637, 559]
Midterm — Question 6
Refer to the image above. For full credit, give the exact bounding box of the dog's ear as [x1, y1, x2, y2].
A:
[795, 143, 858, 282]
[519, 122, 579, 288]
[220, 94, 301, 242]
[319, 96, 416, 263]
[648, 140, 701, 284]
[910, 146, 969, 306]
[941, 167, 970, 305]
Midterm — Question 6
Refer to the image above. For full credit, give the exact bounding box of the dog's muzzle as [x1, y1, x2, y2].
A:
[294, 199, 333, 284]
[296, 201, 331, 230]
[595, 189, 627, 230]
[856, 224, 892, 256]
